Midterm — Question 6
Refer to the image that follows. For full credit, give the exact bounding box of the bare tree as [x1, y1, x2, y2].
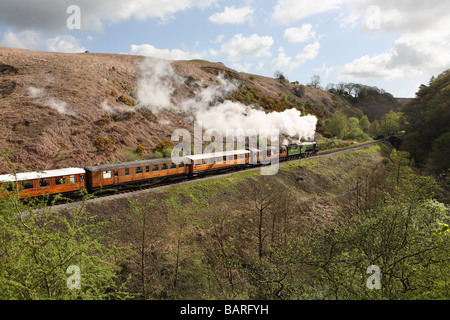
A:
[308, 75, 322, 89]
[122, 198, 167, 299]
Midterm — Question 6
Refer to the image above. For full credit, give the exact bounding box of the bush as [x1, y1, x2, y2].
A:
[135, 143, 145, 156]
[94, 136, 116, 153]
[154, 140, 174, 153]
[117, 95, 135, 107]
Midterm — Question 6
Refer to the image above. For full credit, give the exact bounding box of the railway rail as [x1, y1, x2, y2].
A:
[49, 138, 386, 211]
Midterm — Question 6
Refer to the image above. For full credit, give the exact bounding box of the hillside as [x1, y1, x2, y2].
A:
[401, 69, 450, 172]
[82, 144, 387, 299]
[1, 46, 358, 174]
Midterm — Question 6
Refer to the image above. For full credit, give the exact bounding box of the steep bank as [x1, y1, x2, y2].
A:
[1, 47, 354, 174]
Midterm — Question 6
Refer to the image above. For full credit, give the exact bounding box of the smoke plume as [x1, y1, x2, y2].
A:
[28, 86, 75, 115]
[136, 57, 317, 142]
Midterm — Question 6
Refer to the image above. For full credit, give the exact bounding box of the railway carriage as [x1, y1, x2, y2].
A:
[0, 168, 86, 199]
[248, 147, 280, 165]
[185, 150, 250, 175]
[279, 146, 288, 161]
[84, 157, 190, 191]
[0, 141, 319, 200]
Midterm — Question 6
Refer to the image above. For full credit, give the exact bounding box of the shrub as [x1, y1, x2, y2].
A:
[154, 140, 174, 152]
[135, 143, 145, 156]
[117, 95, 135, 107]
[97, 113, 112, 126]
[94, 136, 116, 153]
[138, 108, 158, 122]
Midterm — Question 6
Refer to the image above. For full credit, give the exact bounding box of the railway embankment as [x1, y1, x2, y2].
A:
[83, 142, 386, 240]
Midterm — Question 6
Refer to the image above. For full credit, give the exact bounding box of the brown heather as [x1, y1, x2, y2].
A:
[0, 47, 353, 174]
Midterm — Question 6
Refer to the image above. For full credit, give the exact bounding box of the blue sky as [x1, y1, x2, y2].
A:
[1, 0, 449, 98]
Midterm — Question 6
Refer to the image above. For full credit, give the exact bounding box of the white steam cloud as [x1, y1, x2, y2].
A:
[27, 86, 75, 115]
[136, 58, 180, 112]
[135, 57, 317, 142]
[100, 99, 130, 114]
[27, 86, 44, 99]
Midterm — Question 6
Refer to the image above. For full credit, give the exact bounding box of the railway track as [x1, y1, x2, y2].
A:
[50, 138, 386, 211]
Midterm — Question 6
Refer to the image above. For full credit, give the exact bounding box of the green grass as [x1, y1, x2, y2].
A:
[280, 159, 321, 172]
[352, 145, 381, 154]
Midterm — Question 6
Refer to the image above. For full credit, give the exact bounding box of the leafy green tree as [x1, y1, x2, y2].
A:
[0, 191, 131, 300]
[325, 111, 349, 139]
[322, 197, 449, 299]
[369, 119, 380, 137]
[428, 132, 450, 173]
[345, 117, 368, 140]
[380, 111, 400, 136]
[359, 115, 370, 133]
[401, 69, 449, 172]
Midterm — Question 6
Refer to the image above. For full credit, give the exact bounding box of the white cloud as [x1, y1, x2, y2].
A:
[271, 42, 320, 72]
[129, 44, 207, 60]
[0, 0, 218, 32]
[231, 63, 252, 73]
[46, 35, 86, 53]
[2, 30, 42, 50]
[272, 0, 342, 24]
[340, 52, 403, 80]
[341, 0, 450, 34]
[1, 30, 86, 53]
[211, 34, 225, 44]
[208, 5, 254, 24]
[338, 1, 450, 80]
[284, 24, 316, 43]
[219, 34, 274, 61]
[341, 33, 450, 80]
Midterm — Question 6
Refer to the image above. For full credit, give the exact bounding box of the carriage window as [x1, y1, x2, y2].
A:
[39, 178, 50, 187]
[5, 182, 15, 191]
[216, 157, 222, 163]
[125, 168, 129, 175]
[70, 175, 75, 183]
[55, 176, 66, 185]
[152, 165, 159, 172]
[196, 160, 202, 166]
[179, 162, 185, 168]
[103, 171, 112, 179]
[22, 180, 33, 189]
[136, 167, 143, 174]
[171, 163, 177, 169]
[162, 164, 168, 170]
[80, 175, 85, 182]
[229, 156, 233, 161]
[239, 154, 244, 159]
[146, 166, 150, 173]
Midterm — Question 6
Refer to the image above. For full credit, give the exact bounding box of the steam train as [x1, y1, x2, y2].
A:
[0, 142, 318, 200]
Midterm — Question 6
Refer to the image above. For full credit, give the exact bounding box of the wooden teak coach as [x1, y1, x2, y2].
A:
[0, 168, 86, 199]
[84, 158, 190, 191]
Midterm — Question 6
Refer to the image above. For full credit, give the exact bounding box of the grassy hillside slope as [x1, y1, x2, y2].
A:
[1, 47, 356, 174]
[83, 144, 386, 299]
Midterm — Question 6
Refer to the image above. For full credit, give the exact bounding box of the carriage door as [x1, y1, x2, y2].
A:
[114, 170, 119, 184]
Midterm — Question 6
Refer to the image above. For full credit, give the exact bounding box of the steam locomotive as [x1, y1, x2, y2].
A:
[0, 142, 318, 200]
